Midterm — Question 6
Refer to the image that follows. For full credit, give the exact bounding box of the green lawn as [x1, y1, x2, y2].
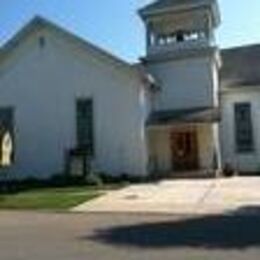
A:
[0, 187, 103, 210]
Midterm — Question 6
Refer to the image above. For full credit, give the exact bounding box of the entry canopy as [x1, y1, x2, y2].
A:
[147, 107, 220, 126]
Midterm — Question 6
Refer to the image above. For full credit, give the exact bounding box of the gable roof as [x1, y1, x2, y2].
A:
[221, 44, 260, 89]
[0, 16, 133, 72]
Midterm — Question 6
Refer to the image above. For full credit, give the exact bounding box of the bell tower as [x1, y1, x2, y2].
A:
[139, 0, 220, 57]
[139, 1, 223, 176]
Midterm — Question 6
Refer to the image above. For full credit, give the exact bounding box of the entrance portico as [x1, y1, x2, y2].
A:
[147, 107, 221, 177]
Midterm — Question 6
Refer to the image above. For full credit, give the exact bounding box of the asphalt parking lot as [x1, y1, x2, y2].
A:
[1, 210, 260, 260]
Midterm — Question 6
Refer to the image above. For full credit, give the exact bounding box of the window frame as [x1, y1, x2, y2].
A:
[75, 98, 94, 157]
[234, 102, 254, 154]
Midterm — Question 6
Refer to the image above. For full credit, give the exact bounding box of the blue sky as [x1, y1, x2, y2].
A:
[1, 0, 260, 62]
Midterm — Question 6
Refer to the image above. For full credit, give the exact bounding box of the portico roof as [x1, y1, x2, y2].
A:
[147, 106, 220, 126]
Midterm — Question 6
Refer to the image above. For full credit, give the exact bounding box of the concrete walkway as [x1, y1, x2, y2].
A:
[73, 177, 260, 215]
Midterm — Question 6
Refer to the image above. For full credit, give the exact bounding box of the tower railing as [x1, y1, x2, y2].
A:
[147, 37, 215, 56]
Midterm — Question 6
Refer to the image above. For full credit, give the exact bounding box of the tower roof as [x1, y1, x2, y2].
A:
[140, 0, 213, 14]
[139, 0, 220, 27]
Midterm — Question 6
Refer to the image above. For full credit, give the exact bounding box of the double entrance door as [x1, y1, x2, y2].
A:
[170, 129, 199, 171]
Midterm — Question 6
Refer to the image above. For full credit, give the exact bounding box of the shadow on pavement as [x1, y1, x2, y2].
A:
[86, 206, 260, 249]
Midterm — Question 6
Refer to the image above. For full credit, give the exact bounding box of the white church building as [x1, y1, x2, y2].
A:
[0, 0, 259, 179]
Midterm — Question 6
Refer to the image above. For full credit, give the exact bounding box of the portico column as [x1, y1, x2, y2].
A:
[214, 123, 222, 176]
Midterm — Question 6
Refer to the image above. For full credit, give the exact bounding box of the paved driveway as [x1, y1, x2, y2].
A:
[74, 177, 260, 215]
[1, 211, 260, 260]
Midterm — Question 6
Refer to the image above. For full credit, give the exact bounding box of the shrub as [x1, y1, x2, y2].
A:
[85, 173, 103, 187]
[223, 163, 235, 177]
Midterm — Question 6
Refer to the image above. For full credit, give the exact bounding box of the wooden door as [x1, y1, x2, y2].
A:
[171, 130, 199, 171]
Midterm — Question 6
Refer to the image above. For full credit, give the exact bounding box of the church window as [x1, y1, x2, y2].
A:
[234, 102, 254, 153]
[76, 98, 94, 156]
[0, 107, 15, 167]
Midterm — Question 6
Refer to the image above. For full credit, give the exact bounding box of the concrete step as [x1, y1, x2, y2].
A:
[167, 170, 217, 179]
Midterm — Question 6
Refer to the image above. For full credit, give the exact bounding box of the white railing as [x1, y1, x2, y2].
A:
[147, 38, 214, 56]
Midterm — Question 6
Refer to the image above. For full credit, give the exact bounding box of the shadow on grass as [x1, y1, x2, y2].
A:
[86, 206, 260, 249]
